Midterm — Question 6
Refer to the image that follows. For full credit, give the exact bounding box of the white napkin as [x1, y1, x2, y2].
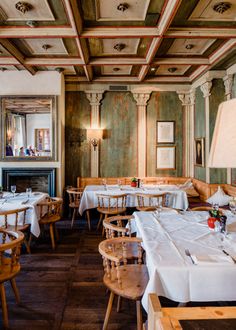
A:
[192, 254, 234, 265]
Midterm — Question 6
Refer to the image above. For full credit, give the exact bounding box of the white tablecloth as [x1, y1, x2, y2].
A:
[133, 210, 236, 311]
[79, 185, 188, 215]
[0, 192, 48, 237]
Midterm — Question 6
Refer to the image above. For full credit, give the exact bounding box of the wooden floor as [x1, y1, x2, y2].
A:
[2, 216, 139, 330]
[2, 213, 236, 330]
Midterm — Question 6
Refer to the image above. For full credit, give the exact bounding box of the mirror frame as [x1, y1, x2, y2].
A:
[0, 95, 57, 162]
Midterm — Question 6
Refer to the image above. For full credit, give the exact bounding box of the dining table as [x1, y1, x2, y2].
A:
[79, 184, 189, 215]
[0, 191, 48, 237]
[132, 209, 236, 312]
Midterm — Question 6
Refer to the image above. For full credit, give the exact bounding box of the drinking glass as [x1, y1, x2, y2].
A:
[11, 185, 16, 197]
[229, 200, 236, 215]
[26, 187, 32, 198]
[117, 179, 122, 189]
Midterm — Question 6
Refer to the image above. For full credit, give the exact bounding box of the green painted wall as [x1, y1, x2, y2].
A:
[209, 79, 227, 184]
[65, 92, 91, 186]
[146, 92, 183, 177]
[194, 86, 206, 181]
[230, 76, 236, 184]
[100, 92, 138, 177]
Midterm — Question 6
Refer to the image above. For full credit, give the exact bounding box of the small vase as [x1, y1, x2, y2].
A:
[131, 182, 137, 187]
[208, 217, 216, 229]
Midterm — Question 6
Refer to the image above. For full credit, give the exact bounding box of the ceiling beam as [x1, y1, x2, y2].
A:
[25, 58, 84, 65]
[89, 58, 147, 65]
[0, 27, 76, 38]
[64, 0, 83, 35]
[81, 27, 159, 38]
[153, 58, 210, 65]
[0, 39, 36, 75]
[166, 27, 236, 38]
[138, 65, 150, 82]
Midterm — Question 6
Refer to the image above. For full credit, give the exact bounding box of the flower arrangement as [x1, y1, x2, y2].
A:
[131, 177, 138, 187]
[131, 177, 138, 182]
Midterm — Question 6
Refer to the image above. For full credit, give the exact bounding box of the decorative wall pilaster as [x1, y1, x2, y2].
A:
[178, 90, 195, 178]
[200, 81, 212, 183]
[223, 74, 234, 183]
[132, 92, 151, 177]
[85, 91, 104, 177]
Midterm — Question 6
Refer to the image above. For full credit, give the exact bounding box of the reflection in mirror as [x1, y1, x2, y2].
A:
[1, 96, 56, 160]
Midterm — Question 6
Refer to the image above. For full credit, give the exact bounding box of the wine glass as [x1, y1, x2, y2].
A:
[117, 179, 122, 189]
[102, 179, 107, 190]
[11, 185, 16, 198]
[26, 187, 32, 198]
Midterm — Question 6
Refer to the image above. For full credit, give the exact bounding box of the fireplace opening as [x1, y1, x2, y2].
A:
[2, 168, 55, 196]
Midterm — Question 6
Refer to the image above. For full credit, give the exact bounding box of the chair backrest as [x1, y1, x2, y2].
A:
[136, 193, 168, 209]
[98, 237, 143, 286]
[191, 206, 224, 212]
[67, 188, 83, 206]
[103, 215, 134, 238]
[0, 207, 29, 230]
[37, 197, 63, 219]
[97, 194, 127, 211]
[0, 228, 24, 278]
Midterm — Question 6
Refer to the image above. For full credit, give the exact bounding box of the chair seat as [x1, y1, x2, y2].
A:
[97, 207, 126, 215]
[0, 259, 20, 282]
[6, 224, 29, 232]
[136, 206, 156, 212]
[69, 202, 80, 208]
[104, 264, 148, 301]
[39, 214, 61, 224]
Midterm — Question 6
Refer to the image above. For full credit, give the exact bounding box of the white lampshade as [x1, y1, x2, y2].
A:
[87, 128, 103, 140]
[208, 98, 236, 168]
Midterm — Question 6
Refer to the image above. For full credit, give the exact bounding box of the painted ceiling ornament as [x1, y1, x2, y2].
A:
[42, 44, 51, 51]
[113, 67, 120, 72]
[213, 2, 232, 14]
[185, 44, 194, 50]
[114, 43, 126, 52]
[55, 67, 64, 73]
[117, 3, 129, 11]
[168, 67, 177, 73]
[15, 2, 33, 14]
[0, 67, 7, 72]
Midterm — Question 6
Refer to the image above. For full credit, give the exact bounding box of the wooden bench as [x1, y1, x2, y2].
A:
[147, 293, 236, 330]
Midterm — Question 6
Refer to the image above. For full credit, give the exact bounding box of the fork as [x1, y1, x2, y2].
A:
[185, 249, 195, 264]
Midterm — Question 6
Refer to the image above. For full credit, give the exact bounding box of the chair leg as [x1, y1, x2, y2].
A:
[103, 291, 114, 330]
[117, 295, 122, 313]
[71, 208, 77, 228]
[24, 236, 31, 254]
[0, 283, 9, 329]
[86, 210, 91, 231]
[10, 278, 20, 305]
[136, 300, 143, 330]
[102, 214, 107, 237]
[28, 233, 33, 248]
[97, 213, 103, 231]
[54, 223, 59, 241]
[49, 223, 56, 250]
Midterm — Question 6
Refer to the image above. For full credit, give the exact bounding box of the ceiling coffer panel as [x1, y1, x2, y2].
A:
[155, 65, 191, 76]
[189, 0, 236, 21]
[22, 38, 68, 55]
[102, 38, 140, 55]
[102, 65, 132, 75]
[167, 39, 216, 56]
[95, 0, 150, 21]
[0, 0, 55, 21]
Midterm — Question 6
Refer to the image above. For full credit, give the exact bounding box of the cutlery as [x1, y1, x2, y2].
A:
[21, 199, 29, 205]
[185, 249, 195, 264]
[222, 250, 236, 264]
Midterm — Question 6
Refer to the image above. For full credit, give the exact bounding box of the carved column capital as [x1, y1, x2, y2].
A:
[132, 92, 151, 106]
[223, 74, 233, 97]
[177, 92, 191, 106]
[200, 81, 212, 98]
[85, 91, 104, 106]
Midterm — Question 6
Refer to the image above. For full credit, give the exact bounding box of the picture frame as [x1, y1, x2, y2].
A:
[157, 121, 175, 144]
[195, 138, 205, 167]
[156, 146, 176, 170]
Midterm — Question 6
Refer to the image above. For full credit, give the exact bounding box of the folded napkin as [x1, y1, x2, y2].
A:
[192, 254, 234, 265]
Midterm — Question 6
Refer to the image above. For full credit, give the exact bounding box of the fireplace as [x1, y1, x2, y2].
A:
[2, 168, 56, 196]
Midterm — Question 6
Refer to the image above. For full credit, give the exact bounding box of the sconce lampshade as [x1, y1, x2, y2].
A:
[208, 98, 236, 168]
[87, 128, 103, 140]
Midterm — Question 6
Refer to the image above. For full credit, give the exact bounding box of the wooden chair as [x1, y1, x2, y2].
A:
[136, 193, 168, 212]
[67, 188, 90, 229]
[147, 293, 236, 330]
[103, 215, 133, 239]
[96, 194, 127, 230]
[0, 207, 31, 253]
[37, 197, 63, 250]
[98, 237, 149, 330]
[0, 228, 24, 329]
[191, 206, 224, 212]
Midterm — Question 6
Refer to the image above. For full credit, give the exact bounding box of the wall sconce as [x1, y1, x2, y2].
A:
[87, 128, 103, 151]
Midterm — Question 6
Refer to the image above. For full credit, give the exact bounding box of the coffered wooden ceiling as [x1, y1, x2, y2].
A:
[0, 0, 236, 84]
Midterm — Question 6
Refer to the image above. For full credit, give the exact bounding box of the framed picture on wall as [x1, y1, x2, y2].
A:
[157, 121, 175, 143]
[195, 138, 205, 167]
[156, 146, 176, 170]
